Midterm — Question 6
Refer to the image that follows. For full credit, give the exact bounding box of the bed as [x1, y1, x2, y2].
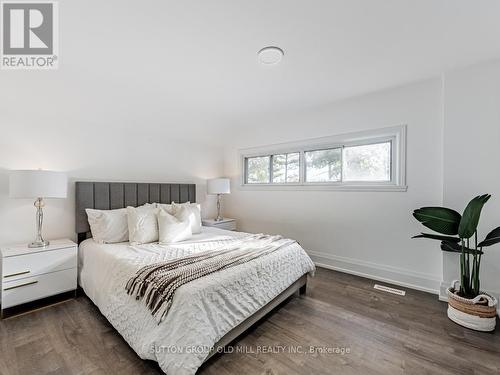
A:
[76, 181, 315, 375]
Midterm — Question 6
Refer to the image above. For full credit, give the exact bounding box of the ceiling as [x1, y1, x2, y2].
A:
[2, 0, 500, 144]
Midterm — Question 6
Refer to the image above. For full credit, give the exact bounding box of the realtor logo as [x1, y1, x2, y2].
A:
[1, 1, 58, 69]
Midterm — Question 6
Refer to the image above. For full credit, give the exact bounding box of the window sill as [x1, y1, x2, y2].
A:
[239, 183, 408, 192]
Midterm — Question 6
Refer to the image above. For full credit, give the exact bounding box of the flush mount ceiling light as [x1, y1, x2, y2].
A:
[258, 46, 284, 65]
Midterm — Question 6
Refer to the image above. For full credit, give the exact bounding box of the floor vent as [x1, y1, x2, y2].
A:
[374, 284, 406, 296]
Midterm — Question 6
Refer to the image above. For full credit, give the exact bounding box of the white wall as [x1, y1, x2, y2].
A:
[442, 60, 500, 301]
[0, 132, 223, 246]
[223, 79, 444, 293]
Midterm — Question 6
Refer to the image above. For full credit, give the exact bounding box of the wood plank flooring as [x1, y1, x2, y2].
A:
[0, 267, 498, 374]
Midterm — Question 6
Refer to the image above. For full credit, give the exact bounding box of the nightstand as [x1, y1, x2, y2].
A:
[202, 218, 237, 231]
[0, 239, 77, 318]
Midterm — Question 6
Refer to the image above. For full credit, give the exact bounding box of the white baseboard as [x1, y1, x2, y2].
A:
[439, 281, 500, 318]
[307, 250, 442, 295]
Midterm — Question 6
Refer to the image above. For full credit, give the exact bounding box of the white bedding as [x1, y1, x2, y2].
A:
[78, 227, 315, 375]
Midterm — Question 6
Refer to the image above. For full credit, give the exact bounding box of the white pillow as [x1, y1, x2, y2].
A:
[86, 208, 129, 244]
[127, 206, 159, 245]
[158, 207, 193, 244]
[172, 202, 202, 234]
[156, 203, 174, 215]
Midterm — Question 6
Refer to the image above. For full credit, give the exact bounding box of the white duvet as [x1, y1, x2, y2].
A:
[79, 227, 315, 375]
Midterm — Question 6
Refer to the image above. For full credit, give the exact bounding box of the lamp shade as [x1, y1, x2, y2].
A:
[9, 170, 67, 199]
[207, 178, 230, 195]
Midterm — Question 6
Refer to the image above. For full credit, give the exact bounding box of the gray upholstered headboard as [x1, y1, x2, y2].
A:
[75, 181, 196, 243]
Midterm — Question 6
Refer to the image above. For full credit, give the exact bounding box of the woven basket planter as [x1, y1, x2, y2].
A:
[447, 281, 498, 332]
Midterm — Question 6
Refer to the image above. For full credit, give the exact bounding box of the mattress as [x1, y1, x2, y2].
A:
[78, 226, 315, 375]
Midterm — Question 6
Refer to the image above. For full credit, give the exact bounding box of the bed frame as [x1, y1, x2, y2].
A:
[75, 181, 307, 362]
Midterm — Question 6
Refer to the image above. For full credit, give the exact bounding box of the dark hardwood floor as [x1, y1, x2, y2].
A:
[0, 268, 499, 374]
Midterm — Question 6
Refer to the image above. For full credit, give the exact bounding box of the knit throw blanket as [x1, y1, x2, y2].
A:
[125, 234, 295, 323]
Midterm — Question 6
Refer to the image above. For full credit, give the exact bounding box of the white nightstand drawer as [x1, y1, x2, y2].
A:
[2, 268, 77, 309]
[2, 247, 77, 282]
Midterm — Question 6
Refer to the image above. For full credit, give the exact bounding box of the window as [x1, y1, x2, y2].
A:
[305, 148, 341, 182]
[240, 125, 406, 191]
[245, 153, 300, 184]
[246, 156, 270, 184]
[342, 142, 391, 182]
[273, 153, 300, 183]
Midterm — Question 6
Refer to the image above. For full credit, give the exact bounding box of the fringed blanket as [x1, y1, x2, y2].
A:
[126, 234, 295, 322]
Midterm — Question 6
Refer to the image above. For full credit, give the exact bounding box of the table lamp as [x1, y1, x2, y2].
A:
[9, 170, 67, 248]
[207, 178, 230, 221]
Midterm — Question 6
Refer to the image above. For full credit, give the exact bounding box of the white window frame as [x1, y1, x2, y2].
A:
[239, 125, 407, 192]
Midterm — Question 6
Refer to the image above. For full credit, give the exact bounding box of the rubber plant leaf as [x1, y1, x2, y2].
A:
[412, 207, 461, 235]
[478, 226, 500, 247]
[458, 194, 491, 239]
[440, 241, 483, 255]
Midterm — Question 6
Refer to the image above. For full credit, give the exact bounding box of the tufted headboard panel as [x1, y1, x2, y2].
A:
[75, 181, 196, 243]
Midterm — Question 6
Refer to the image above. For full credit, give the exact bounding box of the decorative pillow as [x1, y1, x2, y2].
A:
[86, 208, 129, 243]
[126, 206, 159, 245]
[172, 202, 202, 234]
[158, 206, 193, 244]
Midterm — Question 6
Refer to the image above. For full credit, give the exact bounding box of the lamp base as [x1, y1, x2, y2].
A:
[30, 198, 49, 248]
[214, 194, 224, 222]
[29, 240, 50, 248]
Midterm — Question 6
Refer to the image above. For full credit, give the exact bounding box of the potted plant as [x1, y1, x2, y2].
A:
[412, 194, 499, 331]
